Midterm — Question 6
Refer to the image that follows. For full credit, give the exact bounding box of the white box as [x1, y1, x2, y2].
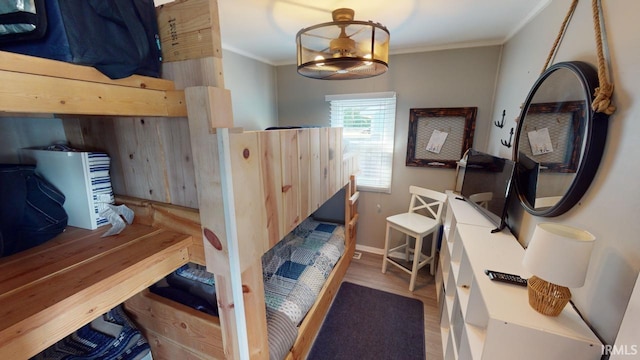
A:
[20, 148, 114, 230]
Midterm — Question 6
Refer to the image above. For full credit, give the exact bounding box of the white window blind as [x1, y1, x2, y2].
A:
[326, 92, 396, 193]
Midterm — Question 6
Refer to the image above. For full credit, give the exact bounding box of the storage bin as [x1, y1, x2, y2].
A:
[20, 148, 114, 230]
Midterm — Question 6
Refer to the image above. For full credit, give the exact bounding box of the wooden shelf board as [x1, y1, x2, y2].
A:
[464, 323, 487, 359]
[440, 325, 451, 356]
[0, 51, 187, 117]
[0, 224, 192, 359]
[458, 284, 471, 315]
[0, 69, 187, 117]
[0, 50, 175, 91]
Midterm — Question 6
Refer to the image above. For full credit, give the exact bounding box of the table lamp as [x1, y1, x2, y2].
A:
[522, 223, 595, 316]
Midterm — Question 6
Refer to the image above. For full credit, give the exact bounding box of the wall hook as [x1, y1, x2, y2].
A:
[501, 127, 514, 148]
[494, 109, 506, 128]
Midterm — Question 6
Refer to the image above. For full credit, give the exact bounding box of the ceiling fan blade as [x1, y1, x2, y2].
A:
[346, 26, 367, 39]
[301, 32, 335, 41]
[300, 46, 331, 57]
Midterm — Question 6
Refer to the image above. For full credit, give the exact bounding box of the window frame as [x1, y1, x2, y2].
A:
[326, 91, 397, 193]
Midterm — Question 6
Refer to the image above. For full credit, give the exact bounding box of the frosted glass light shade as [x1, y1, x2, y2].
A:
[522, 223, 595, 288]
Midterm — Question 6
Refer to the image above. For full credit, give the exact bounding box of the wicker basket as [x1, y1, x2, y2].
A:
[527, 275, 571, 316]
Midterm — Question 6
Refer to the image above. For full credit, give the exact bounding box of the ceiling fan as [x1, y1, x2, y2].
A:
[296, 8, 390, 80]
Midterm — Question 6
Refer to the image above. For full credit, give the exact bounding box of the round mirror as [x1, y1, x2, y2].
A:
[514, 61, 609, 217]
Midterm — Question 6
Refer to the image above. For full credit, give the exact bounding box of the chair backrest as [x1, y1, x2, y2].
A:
[408, 185, 447, 222]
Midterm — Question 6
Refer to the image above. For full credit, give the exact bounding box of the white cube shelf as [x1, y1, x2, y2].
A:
[436, 192, 602, 360]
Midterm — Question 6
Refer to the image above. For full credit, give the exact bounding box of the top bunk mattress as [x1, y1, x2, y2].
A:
[262, 217, 345, 325]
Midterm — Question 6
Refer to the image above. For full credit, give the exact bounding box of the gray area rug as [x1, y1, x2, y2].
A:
[308, 282, 425, 360]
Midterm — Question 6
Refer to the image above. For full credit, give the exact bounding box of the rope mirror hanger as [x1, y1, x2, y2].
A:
[542, 0, 615, 115]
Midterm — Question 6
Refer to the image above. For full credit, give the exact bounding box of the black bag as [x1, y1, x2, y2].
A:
[1, 0, 162, 79]
[0, 165, 68, 257]
[0, 0, 47, 43]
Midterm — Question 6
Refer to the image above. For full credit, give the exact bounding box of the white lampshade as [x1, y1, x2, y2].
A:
[522, 223, 595, 288]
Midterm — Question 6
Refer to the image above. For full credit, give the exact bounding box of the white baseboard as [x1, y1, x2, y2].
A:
[355, 244, 384, 255]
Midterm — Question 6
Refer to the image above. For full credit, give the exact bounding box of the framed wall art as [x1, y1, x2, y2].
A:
[517, 100, 585, 173]
[406, 107, 477, 168]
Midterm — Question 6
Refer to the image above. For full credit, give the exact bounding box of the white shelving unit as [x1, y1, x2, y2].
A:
[436, 192, 602, 359]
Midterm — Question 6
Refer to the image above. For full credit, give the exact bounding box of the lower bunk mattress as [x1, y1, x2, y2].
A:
[133, 217, 346, 360]
[262, 217, 346, 360]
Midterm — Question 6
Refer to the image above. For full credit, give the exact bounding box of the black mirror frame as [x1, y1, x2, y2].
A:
[514, 61, 609, 217]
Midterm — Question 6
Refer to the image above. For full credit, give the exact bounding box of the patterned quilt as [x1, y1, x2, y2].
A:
[262, 217, 345, 325]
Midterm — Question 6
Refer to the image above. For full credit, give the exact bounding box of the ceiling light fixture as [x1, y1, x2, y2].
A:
[296, 8, 390, 80]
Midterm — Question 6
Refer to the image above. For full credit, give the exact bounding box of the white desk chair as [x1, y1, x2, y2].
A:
[469, 191, 493, 209]
[382, 185, 447, 291]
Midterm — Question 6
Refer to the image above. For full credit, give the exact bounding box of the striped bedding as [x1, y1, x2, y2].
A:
[262, 217, 346, 360]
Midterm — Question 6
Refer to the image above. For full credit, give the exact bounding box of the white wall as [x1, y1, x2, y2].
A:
[490, 0, 640, 345]
[0, 117, 66, 163]
[276, 46, 502, 250]
[222, 50, 278, 130]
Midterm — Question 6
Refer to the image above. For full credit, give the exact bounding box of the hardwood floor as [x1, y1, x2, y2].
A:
[341, 251, 443, 359]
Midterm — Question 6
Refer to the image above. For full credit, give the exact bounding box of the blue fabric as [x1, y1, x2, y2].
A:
[262, 218, 345, 323]
[275, 261, 307, 280]
[315, 223, 337, 233]
[0, 164, 67, 257]
[262, 218, 346, 360]
[32, 305, 150, 360]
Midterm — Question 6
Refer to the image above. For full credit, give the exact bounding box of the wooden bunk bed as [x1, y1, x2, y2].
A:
[121, 174, 359, 360]
[0, 1, 359, 359]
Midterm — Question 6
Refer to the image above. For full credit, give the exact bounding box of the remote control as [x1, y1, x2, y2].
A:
[484, 269, 528, 287]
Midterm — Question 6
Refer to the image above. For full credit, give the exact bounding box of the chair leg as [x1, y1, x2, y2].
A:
[409, 235, 423, 291]
[429, 228, 440, 275]
[404, 234, 411, 261]
[382, 222, 391, 273]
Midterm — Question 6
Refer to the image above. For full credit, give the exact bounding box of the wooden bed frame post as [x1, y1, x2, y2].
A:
[346, 175, 360, 246]
[185, 87, 239, 359]
[218, 128, 270, 359]
[216, 128, 252, 360]
[185, 85, 270, 359]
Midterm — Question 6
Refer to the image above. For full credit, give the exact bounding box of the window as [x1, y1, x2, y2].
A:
[326, 92, 396, 193]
